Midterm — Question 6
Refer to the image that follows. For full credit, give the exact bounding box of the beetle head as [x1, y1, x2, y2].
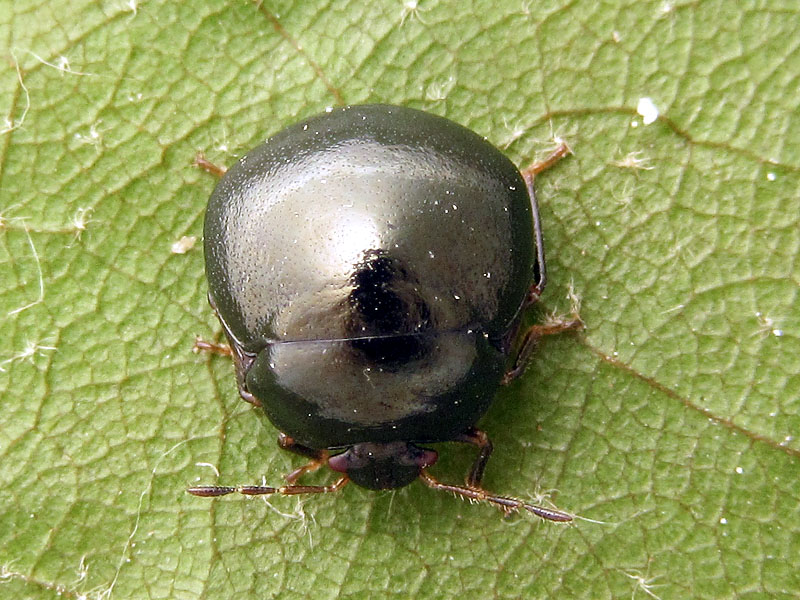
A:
[328, 442, 438, 490]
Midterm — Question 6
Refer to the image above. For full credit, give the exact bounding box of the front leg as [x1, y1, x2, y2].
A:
[194, 293, 261, 407]
[455, 427, 494, 488]
[278, 433, 331, 483]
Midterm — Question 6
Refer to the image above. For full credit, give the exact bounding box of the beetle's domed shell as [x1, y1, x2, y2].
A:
[204, 104, 534, 351]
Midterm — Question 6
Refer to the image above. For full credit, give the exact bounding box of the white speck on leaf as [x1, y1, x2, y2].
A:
[637, 97, 659, 125]
[753, 311, 785, 338]
[74, 122, 104, 147]
[623, 569, 664, 600]
[611, 151, 654, 170]
[0, 338, 57, 372]
[122, 0, 138, 15]
[425, 76, 455, 101]
[69, 207, 94, 242]
[400, 0, 429, 25]
[171, 235, 197, 254]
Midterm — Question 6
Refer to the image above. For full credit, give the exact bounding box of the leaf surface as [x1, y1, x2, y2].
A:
[1, 1, 798, 598]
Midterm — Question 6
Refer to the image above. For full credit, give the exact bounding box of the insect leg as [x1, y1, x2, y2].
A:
[193, 152, 227, 177]
[278, 433, 331, 484]
[502, 317, 583, 385]
[418, 470, 571, 522]
[455, 427, 493, 488]
[188, 476, 349, 498]
[520, 142, 571, 303]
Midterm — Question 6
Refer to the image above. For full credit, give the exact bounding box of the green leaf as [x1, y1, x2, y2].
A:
[1, 0, 798, 598]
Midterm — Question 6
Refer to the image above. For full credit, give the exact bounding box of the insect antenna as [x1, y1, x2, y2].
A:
[418, 470, 572, 522]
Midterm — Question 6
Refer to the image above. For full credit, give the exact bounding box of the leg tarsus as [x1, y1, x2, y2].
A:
[521, 142, 571, 179]
[187, 476, 349, 498]
[193, 336, 232, 356]
[193, 152, 227, 177]
[236, 387, 261, 407]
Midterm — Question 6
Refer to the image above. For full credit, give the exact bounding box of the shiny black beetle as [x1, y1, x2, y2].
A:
[189, 105, 580, 521]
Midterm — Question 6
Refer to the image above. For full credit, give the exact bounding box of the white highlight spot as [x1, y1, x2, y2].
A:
[754, 311, 785, 338]
[425, 76, 455, 102]
[623, 570, 664, 600]
[0, 339, 57, 372]
[611, 151, 654, 170]
[767, 172, 776, 181]
[74, 122, 104, 147]
[171, 235, 197, 254]
[70, 207, 93, 242]
[637, 97, 659, 125]
[400, 0, 429, 25]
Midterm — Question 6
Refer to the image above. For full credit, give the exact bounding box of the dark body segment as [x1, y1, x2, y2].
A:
[204, 105, 535, 449]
